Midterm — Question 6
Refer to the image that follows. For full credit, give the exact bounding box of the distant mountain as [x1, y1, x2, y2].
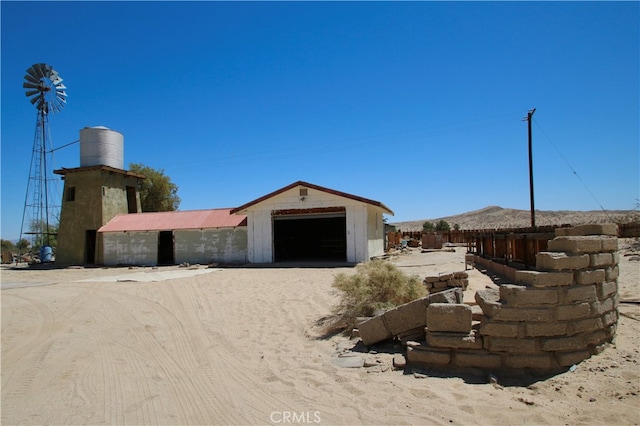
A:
[390, 205, 640, 232]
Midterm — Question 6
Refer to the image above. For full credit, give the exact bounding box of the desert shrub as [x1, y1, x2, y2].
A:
[331, 259, 426, 330]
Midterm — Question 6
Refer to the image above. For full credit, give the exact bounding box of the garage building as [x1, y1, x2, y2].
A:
[97, 181, 392, 266]
[230, 181, 393, 264]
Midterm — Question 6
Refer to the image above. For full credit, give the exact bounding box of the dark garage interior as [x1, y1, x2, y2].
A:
[273, 215, 347, 262]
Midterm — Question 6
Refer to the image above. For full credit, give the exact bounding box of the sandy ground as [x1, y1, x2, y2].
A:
[1, 241, 639, 425]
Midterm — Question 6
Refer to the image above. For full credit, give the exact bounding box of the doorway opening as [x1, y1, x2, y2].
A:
[157, 231, 174, 265]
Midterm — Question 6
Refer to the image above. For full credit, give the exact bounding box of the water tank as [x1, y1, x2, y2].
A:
[80, 126, 124, 169]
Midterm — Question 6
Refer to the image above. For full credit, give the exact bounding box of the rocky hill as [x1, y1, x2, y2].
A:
[390, 205, 640, 232]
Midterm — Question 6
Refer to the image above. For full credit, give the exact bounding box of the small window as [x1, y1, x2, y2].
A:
[299, 188, 308, 196]
[66, 186, 76, 202]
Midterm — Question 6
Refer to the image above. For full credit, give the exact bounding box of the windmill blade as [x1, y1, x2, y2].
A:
[33, 64, 46, 79]
[25, 69, 40, 84]
[25, 89, 40, 97]
[30, 95, 41, 105]
[55, 83, 67, 90]
[56, 90, 68, 98]
[23, 81, 40, 90]
[41, 63, 53, 77]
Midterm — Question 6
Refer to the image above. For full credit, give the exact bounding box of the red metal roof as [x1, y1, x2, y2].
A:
[99, 209, 247, 233]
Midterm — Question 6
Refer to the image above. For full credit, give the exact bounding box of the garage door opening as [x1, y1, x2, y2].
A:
[273, 215, 346, 262]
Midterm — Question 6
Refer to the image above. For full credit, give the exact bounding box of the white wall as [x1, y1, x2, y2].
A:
[102, 231, 157, 266]
[103, 227, 249, 266]
[174, 228, 247, 264]
[367, 209, 385, 258]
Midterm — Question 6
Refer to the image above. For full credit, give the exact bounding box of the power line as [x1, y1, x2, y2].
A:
[532, 118, 612, 221]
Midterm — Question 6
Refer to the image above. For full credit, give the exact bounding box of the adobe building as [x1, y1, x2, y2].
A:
[54, 127, 145, 265]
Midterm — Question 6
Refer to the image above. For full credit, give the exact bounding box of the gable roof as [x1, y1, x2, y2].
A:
[230, 181, 394, 215]
[99, 208, 247, 233]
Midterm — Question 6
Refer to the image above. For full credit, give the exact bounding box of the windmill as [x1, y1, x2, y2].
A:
[19, 63, 67, 262]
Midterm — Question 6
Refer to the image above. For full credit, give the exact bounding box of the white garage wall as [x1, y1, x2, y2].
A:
[367, 209, 385, 259]
[243, 186, 386, 264]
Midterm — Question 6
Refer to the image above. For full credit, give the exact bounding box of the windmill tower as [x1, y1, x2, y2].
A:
[19, 63, 67, 262]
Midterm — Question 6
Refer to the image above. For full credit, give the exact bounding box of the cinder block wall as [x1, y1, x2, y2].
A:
[407, 224, 619, 372]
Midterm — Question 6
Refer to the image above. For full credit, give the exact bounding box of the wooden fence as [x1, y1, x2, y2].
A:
[399, 222, 638, 270]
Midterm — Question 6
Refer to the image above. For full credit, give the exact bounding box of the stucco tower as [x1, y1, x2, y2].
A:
[54, 126, 145, 265]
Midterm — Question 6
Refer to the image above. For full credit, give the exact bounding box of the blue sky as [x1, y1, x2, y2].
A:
[2, 1, 638, 240]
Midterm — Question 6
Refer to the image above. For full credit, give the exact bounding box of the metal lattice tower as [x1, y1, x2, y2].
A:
[19, 63, 67, 257]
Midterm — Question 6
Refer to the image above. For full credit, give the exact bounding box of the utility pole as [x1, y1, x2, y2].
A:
[525, 108, 536, 229]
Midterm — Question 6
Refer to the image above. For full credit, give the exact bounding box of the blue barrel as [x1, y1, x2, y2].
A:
[40, 246, 53, 262]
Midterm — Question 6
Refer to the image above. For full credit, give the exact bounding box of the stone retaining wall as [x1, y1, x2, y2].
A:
[406, 223, 619, 372]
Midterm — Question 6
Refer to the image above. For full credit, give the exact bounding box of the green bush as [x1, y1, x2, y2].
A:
[331, 260, 426, 330]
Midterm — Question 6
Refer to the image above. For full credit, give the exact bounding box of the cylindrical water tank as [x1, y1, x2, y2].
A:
[79, 126, 124, 169]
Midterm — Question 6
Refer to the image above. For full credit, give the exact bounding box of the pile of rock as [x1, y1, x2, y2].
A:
[423, 271, 469, 294]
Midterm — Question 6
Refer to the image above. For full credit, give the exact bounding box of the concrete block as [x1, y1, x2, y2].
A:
[601, 237, 618, 251]
[384, 297, 430, 336]
[487, 337, 539, 354]
[471, 304, 484, 321]
[475, 288, 501, 317]
[564, 285, 597, 304]
[492, 307, 554, 322]
[453, 271, 469, 279]
[515, 270, 574, 288]
[590, 298, 615, 316]
[556, 303, 591, 321]
[358, 315, 393, 346]
[406, 345, 451, 365]
[554, 224, 618, 237]
[602, 310, 618, 327]
[433, 281, 450, 289]
[424, 275, 440, 283]
[555, 349, 591, 367]
[583, 330, 608, 346]
[503, 354, 558, 370]
[574, 269, 605, 285]
[396, 326, 426, 344]
[548, 236, 603, 254]
[428, 287, 463, 304]
[612, 252, 620, 265]
[598, 281, 618, 299]
[536, 252, 590, 271]
[605, 265, 619, 282]
[427, 303, 472, 333]
[541, 335, 585, 352]
[426, 330, 483, 349]
[569, 317, 604, 335]
[454, 351, 502, 369]
[480, 321, 519, 338]
[500, 284, 559, 306]
[590, 253, 613, 267]
[525, 322, 567, 337]
[438, 272, 454, 281]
